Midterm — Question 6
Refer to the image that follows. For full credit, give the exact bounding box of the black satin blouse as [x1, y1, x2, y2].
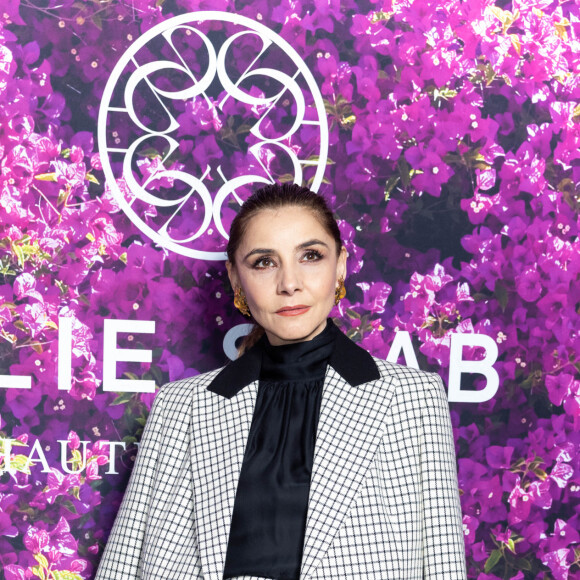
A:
[222, 321, 336, 580]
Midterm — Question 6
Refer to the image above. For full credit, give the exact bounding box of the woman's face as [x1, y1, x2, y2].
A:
[227, 206, 347, 346]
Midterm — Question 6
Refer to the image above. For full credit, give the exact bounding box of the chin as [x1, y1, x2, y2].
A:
[265, 315, 327, 345]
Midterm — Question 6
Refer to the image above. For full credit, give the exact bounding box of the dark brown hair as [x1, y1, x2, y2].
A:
[227, 183, 343, 354]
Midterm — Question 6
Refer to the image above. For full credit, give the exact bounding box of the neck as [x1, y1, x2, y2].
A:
[264, 319, 330, 347]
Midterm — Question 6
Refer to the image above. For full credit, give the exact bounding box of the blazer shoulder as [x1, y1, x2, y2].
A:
[372, 356, 444, 390]
[155, 365, 226, 401]
[370, 358, 450, 423]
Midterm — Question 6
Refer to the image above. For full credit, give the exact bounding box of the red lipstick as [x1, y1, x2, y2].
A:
[275, 305, 311, 316]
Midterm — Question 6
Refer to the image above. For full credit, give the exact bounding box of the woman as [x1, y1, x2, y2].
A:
[96, 184, 466, 580]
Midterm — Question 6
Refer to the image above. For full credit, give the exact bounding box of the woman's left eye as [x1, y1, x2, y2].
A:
[301, 249, 323, 262]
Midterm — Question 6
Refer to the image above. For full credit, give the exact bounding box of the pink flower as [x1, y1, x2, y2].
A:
[23, 526, 49, 554]
[491, 524, 512, 544]
[545, 374, 574, 407]
[508, 479, 533, 523]
[541, 548, 572, 580]
[461, 192, 500, 225]
[15, 302, 51, 339]
[404, 144, 454, 197]
[13, 273, 44, 303]
[4, 566, 29, 580]
[67, 431, 80, 451]
[462, 514, 479, 544]
[550, 461, 574, 489]
[485, 446, 514, 469]
[43, 469, 80, 504]
[515, 268, 542, 302]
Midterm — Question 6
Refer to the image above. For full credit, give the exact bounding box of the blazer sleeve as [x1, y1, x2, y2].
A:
[420, 373, 467, 579]
[95, 387, 168, 579]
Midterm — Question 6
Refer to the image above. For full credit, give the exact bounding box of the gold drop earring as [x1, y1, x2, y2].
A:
[334, 277, 346, 305]
[234, 287, 251, 317]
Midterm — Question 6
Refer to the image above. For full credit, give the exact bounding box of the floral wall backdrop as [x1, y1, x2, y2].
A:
[1, 0, 579, 579]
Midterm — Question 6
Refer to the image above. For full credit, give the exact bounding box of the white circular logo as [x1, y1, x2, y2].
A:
[98, 11, 329, 260]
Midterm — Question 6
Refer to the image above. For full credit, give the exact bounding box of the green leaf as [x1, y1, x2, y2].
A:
[371, 10, 392, 22]
[13, 320, 28, 332]
[340, 114, 356, 128]
[235, 123, 252, 136]
[34, 553, 49, 568]
[149, 364, 164, 386]
[484, 549, 503, 573]
[111, 392, 134, 406]
[30, 565, 46, 580]
[31, 342, 44, 354]
[346, 328, 361, 341]
[384, 175, 400, 201]
[11, 454, 33, 474]
[59, 499, 78, 514]
[57, 188, 70, 206]
[506, 538, 516, 553]
[52, 570, 84, 580]
[345, 308, 361, 320]
[86, 172, 100, 185]
[494, 280, 509, 312]
[137, 147, 161, 159]
[92, 11, 103, 30]
[35, 172, 58, 182]
[2, 437, 27, 447]
[12, 242, 25, 266]
[479, 62, 497, 86]
[397, 157, 412, 188]
[323, 98, 336, 116]
[517, 558, 533, 571]
[316, 155, 336, 165]
[306, 175, 331, 187]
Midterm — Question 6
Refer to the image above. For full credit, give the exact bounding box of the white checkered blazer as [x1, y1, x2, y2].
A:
[96, 329, 466, 579]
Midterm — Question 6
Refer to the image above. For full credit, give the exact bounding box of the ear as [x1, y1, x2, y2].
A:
[336, 245, 347, 281]
[226, 261, 240, 290]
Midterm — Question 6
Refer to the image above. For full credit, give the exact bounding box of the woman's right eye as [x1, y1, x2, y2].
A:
[253, 256, 275, 269]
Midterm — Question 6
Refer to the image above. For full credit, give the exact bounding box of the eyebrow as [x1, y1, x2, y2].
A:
[242, 239, 330, 262]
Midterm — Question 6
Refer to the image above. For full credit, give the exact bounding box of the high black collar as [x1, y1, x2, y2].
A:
[207, 319, 381, 399]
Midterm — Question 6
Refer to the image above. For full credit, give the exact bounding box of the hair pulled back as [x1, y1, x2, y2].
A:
[226, 183, 343, 354]
[227, 183, 342, 263]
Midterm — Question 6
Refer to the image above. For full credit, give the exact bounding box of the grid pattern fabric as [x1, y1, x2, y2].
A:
[95, 359, 466, 580]
[95, 371, 219, 579]
[308, 361, 466, 579]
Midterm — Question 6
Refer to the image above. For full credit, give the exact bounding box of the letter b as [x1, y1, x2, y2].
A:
[448, 333, 499, 403]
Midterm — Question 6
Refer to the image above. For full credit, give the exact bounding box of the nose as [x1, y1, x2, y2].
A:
[276, 263, 303, 295]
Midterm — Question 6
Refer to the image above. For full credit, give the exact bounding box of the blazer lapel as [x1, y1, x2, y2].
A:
[300, 366, 395, 580]
[190, 379, 259, 580]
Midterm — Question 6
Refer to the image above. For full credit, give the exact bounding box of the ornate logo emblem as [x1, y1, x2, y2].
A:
[98, 11, 329, 260]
